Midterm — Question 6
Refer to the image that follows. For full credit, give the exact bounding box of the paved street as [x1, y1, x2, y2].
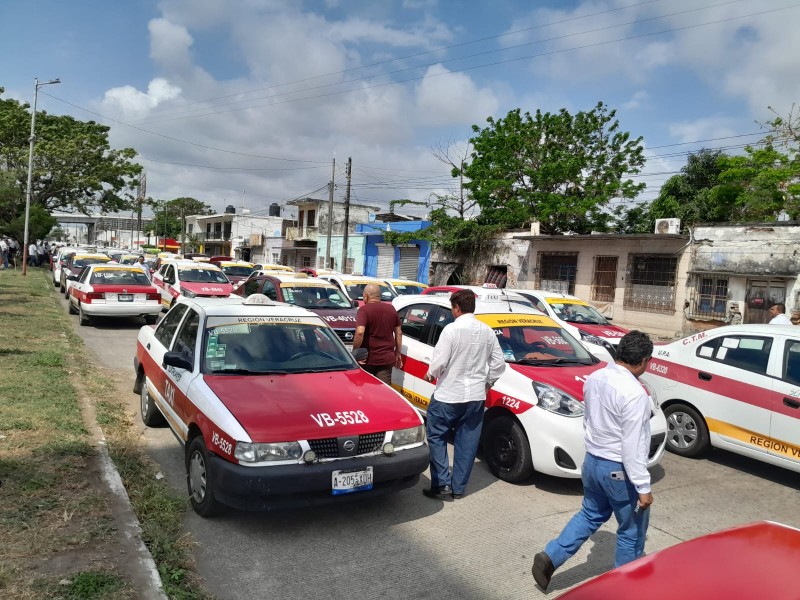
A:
[63, 296, 800, 600]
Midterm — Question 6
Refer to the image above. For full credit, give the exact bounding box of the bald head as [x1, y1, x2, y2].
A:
[363, 283, 381, 302]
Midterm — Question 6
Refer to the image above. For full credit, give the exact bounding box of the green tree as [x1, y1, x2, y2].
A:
[463, 102, 646, 233]
[147, 196, 212, 243]
[0, 88, 142, 227]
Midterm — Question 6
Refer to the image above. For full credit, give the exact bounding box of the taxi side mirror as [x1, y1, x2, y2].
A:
[352, 300, 359, 308]
[351, 348, 368, 362]
[67, 274, 78, 281]
[163, 351, 193, 371]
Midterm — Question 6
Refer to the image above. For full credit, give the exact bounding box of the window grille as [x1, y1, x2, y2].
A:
[591, 256, 618, 302]
[687, 275, 728, 318]
[623, 254, 678, 313]
[536, 252, 577, 294]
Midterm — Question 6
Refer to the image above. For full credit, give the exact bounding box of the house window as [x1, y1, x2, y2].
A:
[272, 253, 280, 263]
[298, 211, 305, 228]
[187, 224, 193, 234]
[302, 255, 312, 267]
[307, 210, 316, 227]
[687, 275, 728, 319]
[536, 252, 577, 294]
[624, 254, 678, 313]
[591, 256, 618, 302]
[206, 223, 211, 236]
[214, 223, 222, 238]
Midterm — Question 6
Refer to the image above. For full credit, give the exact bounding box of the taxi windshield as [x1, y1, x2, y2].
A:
[221, 265, 254, 277]
[74, 257, 110, 268]
[281, 285, 352, 309]
[203, 319, 356, 374]
[484, 321, 596, 366]
[90, 269, 150, 286]
[551, 302, 609, 325]
[345, 283, 396, 301]
[394, 284, 426, 295]
[179, 268, 229, 283]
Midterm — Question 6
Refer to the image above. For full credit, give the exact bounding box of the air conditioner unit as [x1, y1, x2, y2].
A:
[654, 218, 681, 234]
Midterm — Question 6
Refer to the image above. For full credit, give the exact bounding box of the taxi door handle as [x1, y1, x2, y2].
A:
[784, 398, 800, 409]
[698, 371, 712, 381]
[422, 357, 431, 364]
[146, 343, 151, 350]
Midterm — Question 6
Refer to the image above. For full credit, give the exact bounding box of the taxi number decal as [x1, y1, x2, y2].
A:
[656, 349, 671, 357]
[543, 335, 568, 346]
[575, 375, 588, 385]
[164, 381, 176, 407]
[311, 411, 369, 427]
[211, 431, 233, 455]
[500, 395, 520, 410]
[601, 330, 625, 337]
[649, 363, 669, 375]
[324, 315, 357, 322]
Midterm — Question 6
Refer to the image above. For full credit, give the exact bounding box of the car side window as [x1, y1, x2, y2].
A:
[397, 304, 435, 342]
[531, 297, 547, 313]
[243, 278, 261, 297]
[261, 280, 278, 300]
[699, 335, 772, 376]
[79, 266, 91, 283]
[154, 304, 188, 348]
[173, 309, 199, 365]
[429, 307, 454, 346]
[782, 340, 800, 386]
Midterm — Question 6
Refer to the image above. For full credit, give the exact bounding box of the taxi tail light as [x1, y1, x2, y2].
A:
[146, 292, 160, 301]
[85, 292, 104, 303]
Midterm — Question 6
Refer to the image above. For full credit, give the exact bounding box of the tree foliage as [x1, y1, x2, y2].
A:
[146, 196, 212, 239]
[462, 102, 645, 233]
[0, 88, 142, 232]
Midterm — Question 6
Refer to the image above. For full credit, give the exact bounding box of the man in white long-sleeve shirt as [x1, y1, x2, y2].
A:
[532, 330, 654, 591]
[422, 289, 505, 500]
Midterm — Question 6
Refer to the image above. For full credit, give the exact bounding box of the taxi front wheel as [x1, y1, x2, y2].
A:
[664, 403, 710, 458]
[140, 377, 166, 427]
[186, 436, 223, 518]
[481, 415, 534, 483]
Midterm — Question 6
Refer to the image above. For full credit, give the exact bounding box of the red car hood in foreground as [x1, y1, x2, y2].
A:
[556, 521, 800, 600]
[509, 362, 605, 400]
[203, 369, 421, 442]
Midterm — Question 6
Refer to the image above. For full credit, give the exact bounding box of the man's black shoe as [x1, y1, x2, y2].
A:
[422, 485, 453, 499]
[452, 493, 464, 500]
[532, 551, 555, 591]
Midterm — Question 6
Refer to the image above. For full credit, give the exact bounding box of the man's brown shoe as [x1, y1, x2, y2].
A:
[532, 551, 555, 591]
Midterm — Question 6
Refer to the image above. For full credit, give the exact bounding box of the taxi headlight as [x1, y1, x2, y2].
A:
[390, 425, 425, 448]
[182, 289, 197, 298]
[234, 441, 303, 462]
[533, 381, 584, 417]
[641, 379, 659, 409]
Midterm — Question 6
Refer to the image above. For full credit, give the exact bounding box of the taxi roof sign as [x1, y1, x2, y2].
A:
[243, 294, 276, 306]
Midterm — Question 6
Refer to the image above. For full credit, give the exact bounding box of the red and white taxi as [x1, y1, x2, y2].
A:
[67, 264, 161, 326]
[133, 295, 429, 516]
[514, 290, 629, 359]
[641, 324, 800, 474]
[216, 260, 255, 285]
[152, 260, 233, 310]
[392, 294, 667, 481]
[318, 274, 397, 306]
[555, 521, 800, 600]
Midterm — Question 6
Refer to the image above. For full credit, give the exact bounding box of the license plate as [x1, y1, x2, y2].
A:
[118, 294, 133, 302]
[331, 467, 373, 495]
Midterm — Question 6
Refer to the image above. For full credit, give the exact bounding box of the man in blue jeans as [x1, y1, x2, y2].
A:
[532, 330, 655, 591]
[422, 289, 505, 500]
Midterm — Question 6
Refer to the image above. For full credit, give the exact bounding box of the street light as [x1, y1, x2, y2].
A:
[22, 77, 60, 276]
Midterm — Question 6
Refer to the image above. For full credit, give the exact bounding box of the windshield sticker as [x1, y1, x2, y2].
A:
[93, 266, 135, 272]
[545, 298, 589, 307]
[479, 314, 552, 328]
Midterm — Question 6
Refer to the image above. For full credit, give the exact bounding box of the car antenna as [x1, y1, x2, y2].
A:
[499, 286, 513, 312]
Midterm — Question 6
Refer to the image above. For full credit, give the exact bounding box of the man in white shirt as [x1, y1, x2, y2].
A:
[422, 289, 505, 500]
[532, 330, 654, 591]
[28, 242, 37, 267]
[768, 303, 793, 325]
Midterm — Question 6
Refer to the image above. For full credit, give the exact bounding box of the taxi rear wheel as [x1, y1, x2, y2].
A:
[140, 376, 166, 427]
[186, 436, 223, 517]
[482, 415, 533, 483]
[68, 299, 77, 315]
[664, 403, 710, 458]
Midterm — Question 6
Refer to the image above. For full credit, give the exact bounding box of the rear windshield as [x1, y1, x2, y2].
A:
[178, 268, 229, 283]
[345, 283, 396, 301]
[221, 266, 254, 277]
[74, 257, 110, 268]
[90, 269, 151, 286]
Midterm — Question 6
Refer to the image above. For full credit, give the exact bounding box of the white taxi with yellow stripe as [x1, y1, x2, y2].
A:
[393, 294, 667, 481]
[642, 324, 800, 473]
[133, 295, 428, 516]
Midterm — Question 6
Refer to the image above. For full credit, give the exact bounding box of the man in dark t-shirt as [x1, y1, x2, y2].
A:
[352, 283, 402, 384]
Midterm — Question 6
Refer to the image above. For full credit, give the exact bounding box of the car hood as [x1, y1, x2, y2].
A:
[180, 281, 232, 296]
[203, 369, 422, 441]
[508, 361, 605, 399]
[572, 322, 629, 341]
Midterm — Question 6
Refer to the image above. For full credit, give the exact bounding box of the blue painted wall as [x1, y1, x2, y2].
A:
[357, 221, 431, 283]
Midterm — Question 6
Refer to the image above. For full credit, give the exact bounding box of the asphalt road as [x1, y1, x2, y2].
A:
[60, 291, 800, 600]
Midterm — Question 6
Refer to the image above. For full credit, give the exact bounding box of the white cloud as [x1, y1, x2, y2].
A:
[622, 90, 649, 110]
[668, 116, 739, 145]
[415, 64, 499, 126]
[101, 79, 182, 118]
[148, 18, 194, 74]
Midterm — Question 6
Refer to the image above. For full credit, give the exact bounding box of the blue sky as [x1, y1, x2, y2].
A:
[2, 0, 799, 218]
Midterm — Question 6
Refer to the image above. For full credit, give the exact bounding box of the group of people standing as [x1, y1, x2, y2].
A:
[351, 284, 657, 591]
[0, 237, 20, 269]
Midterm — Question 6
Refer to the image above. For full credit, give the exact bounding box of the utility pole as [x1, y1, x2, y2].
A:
[324, 158, 335, 269]
[180, 204, 186, 255]
[341, 157, 352, 274]
[136, 173, 145, 253]
[162, 203, 168, 251]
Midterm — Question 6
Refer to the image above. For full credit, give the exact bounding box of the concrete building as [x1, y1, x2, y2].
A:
[186, 206, 286, 262]
[282, 198, 379, 271]
[357, 221, 432, 283]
